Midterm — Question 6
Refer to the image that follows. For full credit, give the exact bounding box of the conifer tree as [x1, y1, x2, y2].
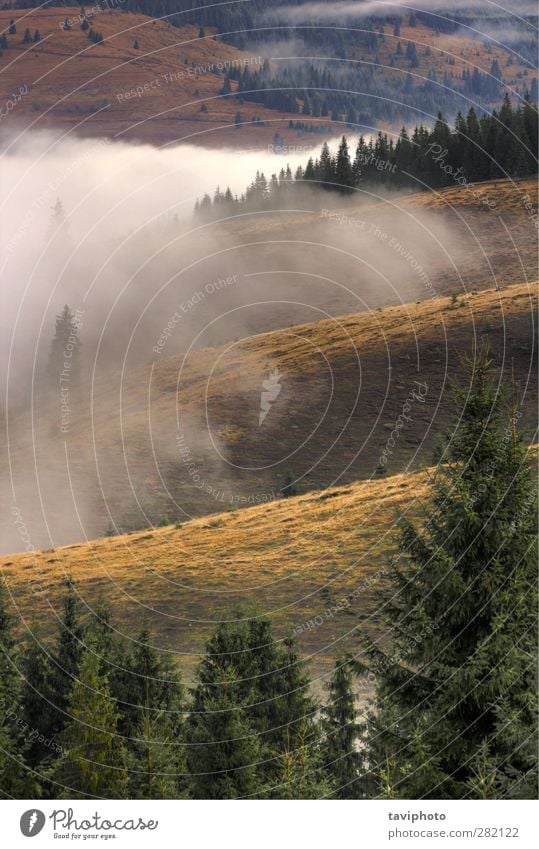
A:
[129, 705, 188, 799]
[115, 626, 187, 797]
[50, 641, 128, 799]
[321, 655, 363, 798]
[318, 141, 335, 187]
[48, 305, 81, 390]
[334, 136, 354, 190]
[188, 668, 265, 799]
[189, 616, 321, 791]
[49, 579, 85, 736]
[272, 722, 333, 799]
[22, 28, 32, 44]
[9, 19, 16, 35]
[359, 347, 538, 799]
[0, 580, 32, 797]
[19, 633, 58, 770]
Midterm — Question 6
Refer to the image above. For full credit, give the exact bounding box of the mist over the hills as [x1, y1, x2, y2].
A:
[0, 129, 532, 554]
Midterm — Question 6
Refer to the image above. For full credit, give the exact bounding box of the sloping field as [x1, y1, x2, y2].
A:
[0, 8, 536, 147]
[2, 281, 537, 555]
[0, 7, 300, 146]
[1, 466, 432, 683]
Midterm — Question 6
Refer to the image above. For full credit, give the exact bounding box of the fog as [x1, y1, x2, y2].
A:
[0, 129, 486, 553]
[270, 0, 539, 23]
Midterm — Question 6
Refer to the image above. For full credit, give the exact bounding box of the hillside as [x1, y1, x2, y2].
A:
[345, 18, 537, 110]
[2, 280, 536, 555]
[0, 7, 536, 146]
[3, 438, 537, 686]
[201, 177, 539, 306]
[0, 465, 447, 682]
[0, 7, 302, 147]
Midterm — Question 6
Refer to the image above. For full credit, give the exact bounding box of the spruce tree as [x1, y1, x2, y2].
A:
[334, 136, 354, 190]
[0, 580, 32, 797]
[360, 347, 538, 799]
[19, 633, 58, 770]
[189, 616, 321, 790]
[321, 656, 363, 798]
[115, 626, 187, 797]
[318, 141, 335, 187]
[50, 641, 128, 799]
[48, 305, 81, 390]
[188, 667, 265, 799]
[272, 722, 333, 799]
[129, 705, 187, 799]
[49, 579, 85, 736]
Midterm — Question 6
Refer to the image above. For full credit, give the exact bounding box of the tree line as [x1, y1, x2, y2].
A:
[196, 95, 538, 220]
[225, 53, 508, 129]
[1, 350, 537, 798]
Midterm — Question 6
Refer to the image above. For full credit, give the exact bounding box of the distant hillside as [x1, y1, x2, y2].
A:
[0, 7, 303, 146]
[1, 5, 536, 146]
[2, 279, 536, 554]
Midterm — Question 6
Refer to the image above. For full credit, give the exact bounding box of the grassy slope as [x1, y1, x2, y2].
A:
[0, 9, 536, 146]
[3, 450, 537, 684]
[0, 8, 299, 147]
[2, 273, 536, 553]
[1, 465, 434, 683]
[2, 280, 537, 681]
[208, 178, 539, 306]
[348, 20, 538, 121]
[78, 279, 539, 525]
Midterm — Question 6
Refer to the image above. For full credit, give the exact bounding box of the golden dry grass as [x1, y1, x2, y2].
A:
[0, 8, 299, 147]
[2, 464, 431, 681]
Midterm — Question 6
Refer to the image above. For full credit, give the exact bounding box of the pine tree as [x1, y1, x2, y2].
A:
[0, 580, 32, 797]
[22, 28, 32, 44]
[303, 157, 316, 182]
[188, 667, 265, 799]
[115, 626, 187, 798]
[318, 141, 335, 187]
[9, 18, 16, 35]
[19, 633, 58, 770]
[334, 136, 354, 190]
[360, 346, 538, 799]
[50, 641, 128, 799]
[406, 41, 419, 68]
[33, 30, 41, 43]
[281, 470, 298, 498]
[272, 723, 333, 799]
[189, 616, 321, 791]
[49, 579, 85, 737]
[129, 706, 187, 799]
[48, 305, 81, 390]
[321, 656, 363, 798]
